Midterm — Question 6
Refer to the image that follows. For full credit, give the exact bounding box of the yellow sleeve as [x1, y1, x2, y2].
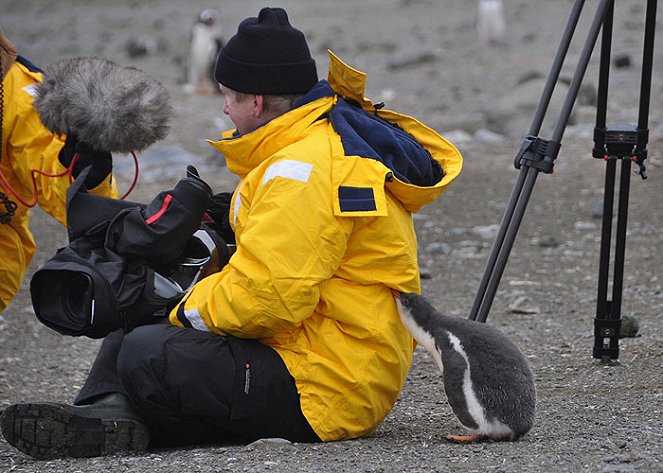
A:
[6, 66, 117, 226]
[169, 168, 349, 338]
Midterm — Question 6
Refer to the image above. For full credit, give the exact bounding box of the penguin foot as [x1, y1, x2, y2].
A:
[445, 433, 482, 443]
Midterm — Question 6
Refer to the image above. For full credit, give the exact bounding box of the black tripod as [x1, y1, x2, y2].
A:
[467, 0, 657, 363]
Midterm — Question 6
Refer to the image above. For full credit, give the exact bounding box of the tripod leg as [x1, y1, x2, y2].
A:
[468, 168, 527, 321]
[468, 0, 612, 322]
[612, 158, 632, 319]
[552, 0, 612, 142]
[527, 0, 587, 137]
[473, 167, 540, 323]
[591, 0, 655, 362]
[637, 0, 657, 129]
[594, 159, 617, 363]
[468, 0, 587, 322]
[595, 159, 615, 323]
[593, 157, 631, 363]
[594, 0, 615, 324]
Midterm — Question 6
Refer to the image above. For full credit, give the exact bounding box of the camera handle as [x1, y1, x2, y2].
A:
[467, 0, 656, 363]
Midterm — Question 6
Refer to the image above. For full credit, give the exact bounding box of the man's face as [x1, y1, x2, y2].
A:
[219, 85, 260, 135]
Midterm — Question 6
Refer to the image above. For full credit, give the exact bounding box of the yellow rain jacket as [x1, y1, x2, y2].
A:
[1, 36, 116, 311]
[169, 52, 462, 441]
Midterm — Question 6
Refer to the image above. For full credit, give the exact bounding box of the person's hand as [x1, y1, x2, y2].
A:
[206, 192, 235, 244]
[186, 165, 213, 196]
[58, 134, 112, 189]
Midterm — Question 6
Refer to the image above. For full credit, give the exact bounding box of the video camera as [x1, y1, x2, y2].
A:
[30, 167, 234, 338]
[27, 56, 234, 338]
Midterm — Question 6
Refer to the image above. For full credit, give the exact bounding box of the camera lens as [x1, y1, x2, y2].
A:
[63, 273, 93, 319]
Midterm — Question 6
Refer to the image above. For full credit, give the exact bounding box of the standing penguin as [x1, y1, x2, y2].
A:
[396, 292, 536, 442]
[477, 0, 506, 45]
[185, 9, 223, 95]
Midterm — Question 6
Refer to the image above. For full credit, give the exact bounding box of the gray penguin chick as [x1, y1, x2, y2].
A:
[396, 292, 536, 442]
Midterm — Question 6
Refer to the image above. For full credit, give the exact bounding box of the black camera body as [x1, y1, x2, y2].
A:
[30, 169, 231, 338]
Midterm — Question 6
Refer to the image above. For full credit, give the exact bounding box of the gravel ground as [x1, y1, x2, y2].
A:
[1, 0, 662, 472]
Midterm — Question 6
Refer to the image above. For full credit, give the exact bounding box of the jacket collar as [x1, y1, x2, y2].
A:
[207, 50, 462, 211]
[208, 81, 335, 178]
[206, 50, 373, 178]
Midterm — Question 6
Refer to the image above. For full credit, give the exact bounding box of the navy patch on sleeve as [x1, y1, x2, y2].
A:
[338, 186, 377, 212]
[176, 303, 193, 328]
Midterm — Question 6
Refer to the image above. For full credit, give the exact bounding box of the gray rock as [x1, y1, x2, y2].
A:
[484, 77, 574, 137]
[424, 242, 453, 255]
[593, 199, 605, 219]
[613, 53, 632, 69]
[508, 296, 540, 314]
[619, 315, 640, 338]
[473, 128, 504, 143]
[387, 50, 438, 70]
[471, 224, 500, 240]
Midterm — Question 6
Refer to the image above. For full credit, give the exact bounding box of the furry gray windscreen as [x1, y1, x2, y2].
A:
[34, 57, 173, 153]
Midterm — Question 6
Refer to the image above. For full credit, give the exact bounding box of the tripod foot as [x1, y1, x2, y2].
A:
[599, 357, 620, 366]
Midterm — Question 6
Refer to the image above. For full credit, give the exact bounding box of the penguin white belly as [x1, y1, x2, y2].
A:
[188, 25, 218, 91]
[445, 331, 514, 440]
[477, 0, 506, 44]
[398, 307, 445, 374]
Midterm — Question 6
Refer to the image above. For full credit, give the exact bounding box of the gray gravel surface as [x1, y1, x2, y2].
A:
[1, 0, 662, 471]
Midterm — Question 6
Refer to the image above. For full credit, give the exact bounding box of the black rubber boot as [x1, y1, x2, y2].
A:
[0, 393, 149, 460]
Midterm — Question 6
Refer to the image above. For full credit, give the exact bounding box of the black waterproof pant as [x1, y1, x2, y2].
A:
[75, 325, 320, 447]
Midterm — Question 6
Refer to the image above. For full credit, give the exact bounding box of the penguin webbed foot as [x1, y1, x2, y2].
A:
[446, 432, 519, 443]
[445, 433, 483, 443]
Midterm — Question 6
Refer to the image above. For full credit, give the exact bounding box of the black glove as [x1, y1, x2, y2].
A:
[169, 176, 213, 219]
[186, 165, 213, 194]
[185, 165, 235, 244]
[58, 134, 112, 189]
[206, 192, 235, 245]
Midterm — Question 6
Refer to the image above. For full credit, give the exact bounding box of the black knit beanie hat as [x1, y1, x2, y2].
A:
[214, 7, 318, 95]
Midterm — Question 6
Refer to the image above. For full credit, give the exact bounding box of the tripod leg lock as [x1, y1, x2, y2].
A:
[592, 125, 649, 179]
[593, 315, 621, 361]
[514, 135, 561, 174]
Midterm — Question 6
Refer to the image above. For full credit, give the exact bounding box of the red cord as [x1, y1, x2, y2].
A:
[119, 151, 139, 200]
[0, 150, 139, 207]
[0, 152, 78, 208]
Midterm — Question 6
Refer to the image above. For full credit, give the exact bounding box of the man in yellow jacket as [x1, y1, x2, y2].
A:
[0, 27, 116, 313]
[0, 9, 462, 459]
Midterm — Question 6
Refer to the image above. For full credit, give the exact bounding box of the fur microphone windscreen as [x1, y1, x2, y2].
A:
[34, 57, 173, 153]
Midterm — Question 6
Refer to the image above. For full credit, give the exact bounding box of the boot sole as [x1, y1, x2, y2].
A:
[0, 403, 150, 460]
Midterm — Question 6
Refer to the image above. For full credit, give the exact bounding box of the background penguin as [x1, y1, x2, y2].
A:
[477, 0, 506, 45]
[396, 292, 536, 442]
[184, 9, 223, 95]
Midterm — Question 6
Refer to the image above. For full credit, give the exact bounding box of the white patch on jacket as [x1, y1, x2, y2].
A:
[22, 84, 38, 98]
[184, 307, 209, 332]
[263, 160, 313, 185]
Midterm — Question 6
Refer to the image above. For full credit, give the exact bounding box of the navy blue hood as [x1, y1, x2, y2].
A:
[297, 80, 443, 187]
